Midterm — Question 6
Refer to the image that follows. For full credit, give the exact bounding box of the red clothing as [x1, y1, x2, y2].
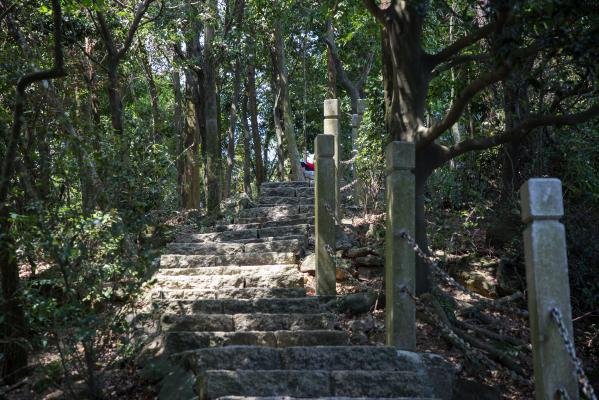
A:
[305, 161, 314, 171]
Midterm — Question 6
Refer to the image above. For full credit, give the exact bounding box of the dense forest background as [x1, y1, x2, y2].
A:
[0, 0, 598, 398]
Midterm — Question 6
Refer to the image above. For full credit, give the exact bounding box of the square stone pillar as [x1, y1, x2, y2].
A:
[315, 134, 336, 296]
[520, 179, 579, 400]
[385, 141, 416, 350]
[323, 99, 340, 221]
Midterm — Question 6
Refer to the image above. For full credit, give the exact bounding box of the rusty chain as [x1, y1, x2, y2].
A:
[340, 179, 359, 192]
[551, 307, 597, 400]
[396, 229, 528, 317]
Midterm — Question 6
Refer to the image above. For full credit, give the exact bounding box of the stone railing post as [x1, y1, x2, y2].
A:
[350, 99, 366, 204]
[385, 141, 416, 350]
[520, 178, 578, 400]
[315, 134, 336, 296]
[323, 99, 340, 220]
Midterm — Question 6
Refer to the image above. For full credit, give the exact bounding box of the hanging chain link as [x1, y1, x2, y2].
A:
[550, 307, 598, 400]
[340, 179, 359, 192]
[340, 153, 358, 166]
[558, 388, 572, 400]
[396, 229, 528, 316]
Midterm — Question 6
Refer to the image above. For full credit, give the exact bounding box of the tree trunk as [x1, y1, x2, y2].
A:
[172, 70, 184, 194]
[271, 21, 303, 182]
[106, 60, 124, 137]
[203, 0, 221, 214]
[223, 60, 242, 199]
[325, 21, 337, 99]
[0, 214, 27, 384]
[180, 71, 201, 209]
[140, 43, 161, 141]
[241, 95, 252, 196]
[246, 61, 265, 187]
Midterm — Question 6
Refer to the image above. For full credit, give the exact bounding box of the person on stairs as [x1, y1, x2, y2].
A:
[301, 160, 314, 181]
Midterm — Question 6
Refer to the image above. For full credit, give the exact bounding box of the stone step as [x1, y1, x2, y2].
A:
[259, 196, 313, 206]
[212, 223, 262, 232]
[196, 370, 430, 399]
[176, 229, 259, 243]
[236, 215, 314, 226]
[160, 252, 297, 268]
[151, 287, 307, 301]
[258, 225, 310, 239]
[260, 217, 314, 228]
[237, 205, 314, 220]
[232, 235, 306, 245]
[261, 181, 313, 189]
[161, 313, 336, 332]
[155, 265, 304, 290]
[185, 346, 404, 372]
[217, 397, 436, 400]
[176, 224, 310, 243]
[166, 242, 245, 255]
[165, 330, 349, 354]
[152, 297, 332, 315]
[165, 239, 303, 256]
[260, 187, 315, 199]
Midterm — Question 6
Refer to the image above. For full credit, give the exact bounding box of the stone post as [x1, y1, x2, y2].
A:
[350, 99, 366, 204]
[520, 178, 578, 400]
[323, 99, 340, 220]
[385, 141, 416, 350]
[315, 134, 336, 296]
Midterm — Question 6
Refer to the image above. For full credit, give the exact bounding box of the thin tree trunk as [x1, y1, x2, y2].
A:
[223, 60, 242, 199]
[247, 61, 265, 187]
[172, 70, 184, 198]
[181, 71, 201, 209]
[0, 0, 65, 383]
[271, 21, 303, 182]
[139, 42, 161, 140]
[326, 22, 337, 99]
[241, 95, 252, 196]
[203, 0, 221, 214]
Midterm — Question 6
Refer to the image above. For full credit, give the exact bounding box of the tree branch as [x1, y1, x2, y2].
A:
[418, 63, 511, 149]
[1, 0, 65, 209]
[445, 103, 599, 160]
[117, 0, 154, 61]
[322, 31, 360, 102]
[95, 11, 117, 57]
[430, 16, 505, 67]
[362, 0, 387, 25]
[431, 53, 489, 77]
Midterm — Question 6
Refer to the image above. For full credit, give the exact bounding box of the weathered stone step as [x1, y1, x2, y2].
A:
[237, 205, 314, 220]
[234, 234, 305, 244]
[160, 252, 297, 268]
[161, 313, 336, 332]
[186, 346, 404, 372]
[259, 196, 313, 206]
[153, 297, 332, 315]
[166, 239, 303, 256]
[261, 181, 313, 188]
[235, 214, 313, 225]
[166, 242, 244, 255]
[260, 186, 314, 198]
[155, 265, 303, 290]
[197, 370, 430, 399]
[176, 229, 259, 243]
[165, 330, 349, 354]
[176, 225, 310, 244]
[216, 397, 436, 400]
[151, 287, 307, 301]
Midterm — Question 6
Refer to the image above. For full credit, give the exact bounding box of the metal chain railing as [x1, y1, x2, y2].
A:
[396, 229, 528, 317]
[395, 228, 595, 399]
[551, 307, 597, 400]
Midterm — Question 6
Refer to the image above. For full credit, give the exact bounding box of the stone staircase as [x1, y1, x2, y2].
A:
[146, 181, 454, 400]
